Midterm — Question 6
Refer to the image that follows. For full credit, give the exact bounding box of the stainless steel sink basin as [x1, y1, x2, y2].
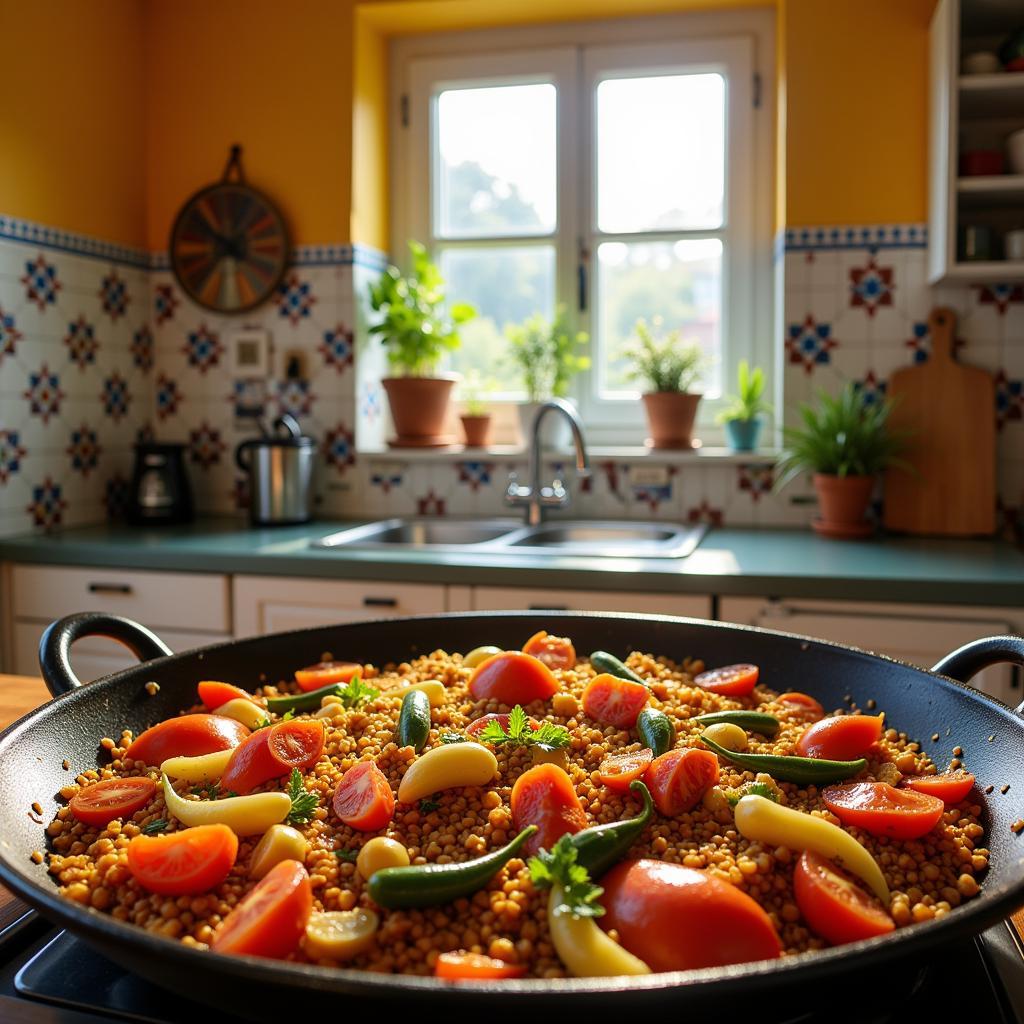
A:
[312, 518, 522, 550]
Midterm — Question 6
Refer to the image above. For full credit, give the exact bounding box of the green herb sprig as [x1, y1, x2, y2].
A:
[725, 780, 779, 808]
[419, 797, 441, 813]
[478, 705, 570, 753]
[141, 819, 169, 836]
[528, 834, 605, 918]
[254, 708, 295, 731]
[439, 732, 470, 744]
[286, 769, 319, 825]
[334, 848, 358, 863]
[337, 676, 380, 709]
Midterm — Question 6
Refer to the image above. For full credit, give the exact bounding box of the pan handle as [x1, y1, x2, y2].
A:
[39, 613, 174, 696]
[932, 635, 1024, 714]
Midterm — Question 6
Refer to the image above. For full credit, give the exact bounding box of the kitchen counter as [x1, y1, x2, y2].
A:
[2, 519, 1023, 606]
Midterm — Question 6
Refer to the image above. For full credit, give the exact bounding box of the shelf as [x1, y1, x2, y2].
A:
[358, 445, 780, 466]
[959, 72, 1024, 117]
[933, 260, 1024, 283]
[956, 174, 1024, 208]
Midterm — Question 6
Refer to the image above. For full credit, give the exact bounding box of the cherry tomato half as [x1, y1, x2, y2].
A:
[643, 748, 719, 816]
[197, 681, 258, 710]
[211, 859, 312, 959]
[776, 691, 825, 720]
[510, 763, 587, 857]
[125, 714, 249, 767]
[822, 781, 944, 840]
[694, 663, 759, 697]
[901, 769, 976, 805]
[468, 651, 559, 705]
[522, 630, 576, 671]
[581, 673, 649, 729]
[796, 714, 883, 760]
[435, 951, 526, 979]
[268, 719, 325, 771]
[332, 760, 395, 831]
[600, 859, 781, 970]
[127, 823, 238, 896]
[596, 748, 654, 793]
[294, 661, 362, 692]
[69, 777, 158, 827]
[794, 850, 894, 946]
[220, 728, 282, 795]
[465, 712, 539, 738]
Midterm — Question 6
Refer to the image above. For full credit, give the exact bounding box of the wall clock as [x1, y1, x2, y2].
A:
[169, 145, 289, 314]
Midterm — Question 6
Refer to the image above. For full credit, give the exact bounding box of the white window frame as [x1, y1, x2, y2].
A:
[390, 9, 775, 446]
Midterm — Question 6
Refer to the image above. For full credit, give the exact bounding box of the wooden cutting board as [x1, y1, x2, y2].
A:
[883, 307, 995, 536]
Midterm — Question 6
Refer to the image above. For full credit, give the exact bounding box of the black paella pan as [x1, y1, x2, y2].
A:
[0, 610, 1023, 1019]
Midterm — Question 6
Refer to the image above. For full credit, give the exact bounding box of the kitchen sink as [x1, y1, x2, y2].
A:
[312, 517, 522, 550]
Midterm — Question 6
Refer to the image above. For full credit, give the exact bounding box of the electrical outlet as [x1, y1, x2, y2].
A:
[228, 327, 271, 377]
[630, 465, 670, 487]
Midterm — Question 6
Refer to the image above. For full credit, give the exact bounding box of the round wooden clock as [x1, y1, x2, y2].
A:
[169, 146, 289, 313]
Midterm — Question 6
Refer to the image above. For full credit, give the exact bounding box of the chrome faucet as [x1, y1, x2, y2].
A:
[506, 399, 590, 526]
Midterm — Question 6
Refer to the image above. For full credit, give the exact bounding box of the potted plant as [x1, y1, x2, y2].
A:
[368, 241, 475, 446]
[717, 360, 771, 452]
[775, 383, 907, 539]
[624, 317, 704, 449]
[458, 370, 494, 448]
[505, 308, 589, 447]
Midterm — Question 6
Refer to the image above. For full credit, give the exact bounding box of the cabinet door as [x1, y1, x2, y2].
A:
[473, 586, 712, 618]
[233, 576, 448, 637]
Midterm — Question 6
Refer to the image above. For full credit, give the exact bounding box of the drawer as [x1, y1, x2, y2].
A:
[472, 586, 712, 618]
[12, 564, 231, 634]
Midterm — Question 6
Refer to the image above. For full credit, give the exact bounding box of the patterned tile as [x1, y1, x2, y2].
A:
[67, 424, 101, 476]
[736, 464, 774, 502]
[20, 255, 61, 311]
[995, 371, 1024, 429]
[155, 373, 182, 420]
[853, 370, 887, 407]
[322, 423, 356, 475]
[0, 430, 27, 483]
[131, 324, 154, 372]
[188, 421, 226, 469]
[685, 500, 724, 526]
[183, 324, 224, 374]
[275, 272, 316, 325]
[416, 488, 446, 516]
[153, 283, 178, 325]
[456, 460, 493, 492]
[23, 363, 65, 423]
[975, 284, 1024, 315]
[276, 378, 314, 419]
[100, 372, 131, 422]
[0, 306, 22, 361]
[849, 257, 895, 317]
[99, 270, 130, 320]
[785, 316, 838, 374]
[320, 324, 354, 373]
[26, 477, 67, 531]
[63, 316, 99, 370]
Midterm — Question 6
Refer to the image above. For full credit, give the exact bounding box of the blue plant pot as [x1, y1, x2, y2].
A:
[724, 417, 763, 452]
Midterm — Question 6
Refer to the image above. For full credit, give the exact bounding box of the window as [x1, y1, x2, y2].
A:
[395, 13, 773, 443]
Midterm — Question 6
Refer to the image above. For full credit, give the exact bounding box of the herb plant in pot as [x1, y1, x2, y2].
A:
[775, 383, 907, 539]
[717, 360, 771, 452]
[458, 370, 493, 448]
[625, 317, 704, 449]
[506, 308, 589, 449]
[368, 241, 475, 447]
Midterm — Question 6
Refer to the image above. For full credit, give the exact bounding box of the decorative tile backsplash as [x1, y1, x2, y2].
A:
[0, 214, 1021, 540]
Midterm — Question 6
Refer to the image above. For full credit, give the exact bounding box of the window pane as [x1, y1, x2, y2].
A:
[440, 245, 555, 386]
[596, 73, 724, 232]
[436, 84, 557, 238]
[597, 239, 722, 397]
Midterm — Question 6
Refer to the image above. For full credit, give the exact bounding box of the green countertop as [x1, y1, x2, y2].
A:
[1, 519, 1022, 606]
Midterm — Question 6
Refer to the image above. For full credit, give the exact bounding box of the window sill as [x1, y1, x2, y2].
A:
[359, 445, 779, 465]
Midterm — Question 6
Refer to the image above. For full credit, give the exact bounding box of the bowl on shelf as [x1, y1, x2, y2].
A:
[962, 51, 1001, 75]
[960, 149, 1005, 176]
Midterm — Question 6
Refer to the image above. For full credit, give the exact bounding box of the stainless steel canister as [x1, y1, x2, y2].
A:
[235, 414, 316, 525]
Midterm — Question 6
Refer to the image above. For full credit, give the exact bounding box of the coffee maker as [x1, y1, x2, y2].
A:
[127, 443, 193, 525]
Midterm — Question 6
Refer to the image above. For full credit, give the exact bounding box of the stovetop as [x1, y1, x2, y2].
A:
[1, 904, 1023, 1024]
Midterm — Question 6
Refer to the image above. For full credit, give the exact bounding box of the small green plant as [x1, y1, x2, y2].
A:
[716, 360, 772, 424]
[774, 383, 908, 490]
[505, 307, 589, 401]
[623, 317, 703, 393]
[458, 369, 496, 415]
[368, 241, 476, 376]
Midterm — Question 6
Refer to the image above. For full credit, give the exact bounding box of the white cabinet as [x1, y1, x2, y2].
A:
[233, 575, 449, 637]
[720, 596, 1023, 704]
[472, 586, 712, 619]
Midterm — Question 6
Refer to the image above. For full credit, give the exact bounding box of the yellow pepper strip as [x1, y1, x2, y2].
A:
[547, 885, 650, 978]
[214, 698, 267, 731]
[249, 823, 310, 880]
[734, 795, 889, 904]
[161, 774, 290, 836]
[160, 749, 233, 783]
[462, 645, 502, 669]
[383, 679, 447, 708]
[397, 743, 498, 804]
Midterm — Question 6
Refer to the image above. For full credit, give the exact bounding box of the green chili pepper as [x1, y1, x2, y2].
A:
[700, 734, 866, 785]
[367, 825, 538, 909]
[570, 780, 653, 877]
[636, 708, 674, 756]
[396, 689, 431, 752]
[590, 650, 646, 686]
[695, 710, 780, 736]
[265, 682, 345, 714]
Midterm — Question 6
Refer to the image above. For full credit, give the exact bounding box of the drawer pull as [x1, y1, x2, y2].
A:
[363, 596, 398, 608]
[87, 582, 133, 595]
[529, 604, 569, 611]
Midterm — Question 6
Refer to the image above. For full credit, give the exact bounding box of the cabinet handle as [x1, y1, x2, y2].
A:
[363, 596, 398, 608]
[529, 604, 569, 611]
[87, 582, 133, 595]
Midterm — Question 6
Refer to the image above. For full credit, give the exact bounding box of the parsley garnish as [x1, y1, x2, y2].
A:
[141, 819, 168, 836]
[286, 769, 319, 825]
[528, 834, 605, 918]
[254, 708, 294, 731]
[478, 705, 571, 753]
[334, 848, 358, 862]
[254, 717, 272, 730]
[419, 797, 441, 813]
[725, 781, 779, 808]
[191, 781, 220, 800]
[439, 732, 469, 744]
[337, 676, 379, 708]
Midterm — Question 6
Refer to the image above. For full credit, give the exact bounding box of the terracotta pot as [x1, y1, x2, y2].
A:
[381, 376, 456, 446]
[460, 413, 492, 448]
[812, 473, 875, 539]
[642, 392, 702, 449]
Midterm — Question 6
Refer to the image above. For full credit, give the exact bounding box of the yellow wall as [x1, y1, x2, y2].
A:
[0, 0, 146, 248]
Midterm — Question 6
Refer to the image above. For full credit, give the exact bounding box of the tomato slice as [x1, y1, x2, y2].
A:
[796, 714, 883, 760]
[125, 714, 249, 767]
[211, 859, 312, 959]
[600, 859, 780, 970]
[643, 748, 719, 816]
[435, 951, 526, 979]
[693, 663, 759, 696]
[468, 651, 559, 705]
[901, 769, 976, 805]
[465, 712, 539, 738]
[69, 777, 158, 827]
[197, 681, 258, 710]
[822, 781, 944, 840]
[127, 823, 238, 896]
[596, 748, 654, 793]
[294, 661, 362, 692]
[268, 720, 324, 771]
[510, 763, 587, 857]
[522, 630, 576, 671]
[794, 850, 894, 946]
[581, 673, 649, 729]
[221, 728, 283, 795]
[776, 691, 825, 720]
[332, 760, 395, 831]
